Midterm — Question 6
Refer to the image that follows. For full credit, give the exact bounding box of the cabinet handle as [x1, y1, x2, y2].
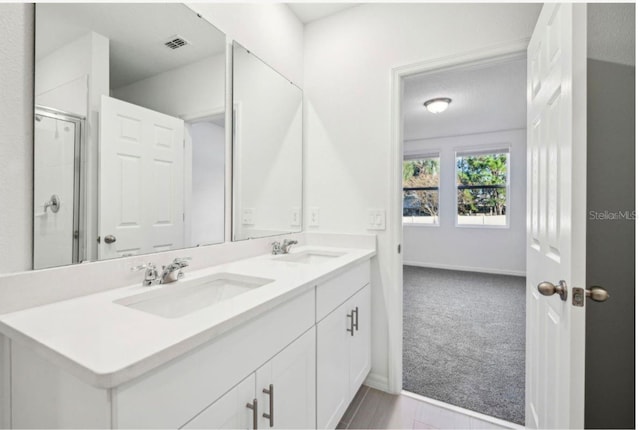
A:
[262, 384, 274, 427]
[354, 306, 359, 331]
[347, 311, 354, 336]
[246, 398, 258, 430]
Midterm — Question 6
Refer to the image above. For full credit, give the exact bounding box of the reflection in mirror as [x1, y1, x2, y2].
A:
[232, 43, 303, 241]
[33, 4, 226, 269]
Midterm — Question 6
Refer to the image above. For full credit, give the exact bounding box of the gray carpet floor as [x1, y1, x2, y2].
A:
[402, 266, 525, 425]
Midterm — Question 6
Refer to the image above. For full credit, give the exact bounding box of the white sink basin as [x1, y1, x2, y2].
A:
[115, 273, 274, 318]
[275, 250, 346, 264]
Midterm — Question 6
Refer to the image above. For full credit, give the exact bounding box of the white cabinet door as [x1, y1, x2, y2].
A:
[316, 301, 350, 429]
[256, 328, 316, 429]
[182, 374, 255, 429]
[317, 284, 372, 429]
[347, 284, 371, 398]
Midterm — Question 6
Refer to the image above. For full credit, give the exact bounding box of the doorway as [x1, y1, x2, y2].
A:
[184, 112, 226, 248]
[391, 46, 529, 425]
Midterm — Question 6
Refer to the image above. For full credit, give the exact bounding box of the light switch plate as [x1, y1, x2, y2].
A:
[242, 208, 255, 225]
[367, 209, 386, 230]
[309, 207, 320, 227]
[290, 207, 301, 226]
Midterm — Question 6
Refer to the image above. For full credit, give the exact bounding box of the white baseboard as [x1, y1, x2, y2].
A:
[363, 372, 389, 392]
[402, 390, 523, 429]
[402, 260, 525, 277]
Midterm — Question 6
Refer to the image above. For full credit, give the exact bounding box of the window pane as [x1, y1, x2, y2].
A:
[456, 153, 508, 226]
[403, 157, 439, 225]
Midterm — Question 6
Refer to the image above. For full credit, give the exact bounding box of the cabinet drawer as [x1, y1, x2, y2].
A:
[316, 260, 370, 322]
[115, 288, 315, 429]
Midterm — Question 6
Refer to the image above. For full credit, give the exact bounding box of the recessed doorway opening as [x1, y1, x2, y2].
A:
[399, 53, 527, 425]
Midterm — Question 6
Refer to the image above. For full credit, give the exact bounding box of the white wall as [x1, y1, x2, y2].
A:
[35, 33, 96, 116]
[0, 4, 33, 425]
[303, 3, 541, 390]
[403, 129, 526, 276]
[186, 3, 304, 87]
[0, 4, 33, 275]
[189, 121, 226, 246]
[112, 54, 226, 119]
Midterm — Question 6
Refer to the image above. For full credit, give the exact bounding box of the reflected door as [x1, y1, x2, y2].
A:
[99, 96, 185, 260]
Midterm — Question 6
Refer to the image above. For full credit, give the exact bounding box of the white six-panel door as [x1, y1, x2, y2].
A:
[525, 4, 587, 429]
[99, 96, 184, 260]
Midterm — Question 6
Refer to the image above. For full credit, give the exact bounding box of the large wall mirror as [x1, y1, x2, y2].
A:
[232, 43, 303, 241]
[34, 4, 227, 269]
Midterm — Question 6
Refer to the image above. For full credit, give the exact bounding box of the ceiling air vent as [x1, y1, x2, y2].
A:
[164, 35, 190, 50]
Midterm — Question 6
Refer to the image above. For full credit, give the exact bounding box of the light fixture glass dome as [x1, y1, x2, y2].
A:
[424, 97, 452, 114]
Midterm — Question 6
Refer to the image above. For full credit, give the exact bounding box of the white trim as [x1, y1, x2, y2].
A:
[389, 38, 530, 396]
[363, 372, 389, 392]
[403, 260, 525, 277]
[402, 390, 523, 430]
[224, 36, 233, 244]
[403, 151, 440, 160]
[453, 143, 511, 155]
[1, 336, 11, 429]
[402, 222, 439, 228]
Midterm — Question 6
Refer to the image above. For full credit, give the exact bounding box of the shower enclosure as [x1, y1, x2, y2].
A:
[33, 106, 84, 269]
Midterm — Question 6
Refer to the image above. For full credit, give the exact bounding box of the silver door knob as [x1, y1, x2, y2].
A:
[104, 235, 116, 244]
[537, 280, 568, 301]
[586, 286, 609, 302]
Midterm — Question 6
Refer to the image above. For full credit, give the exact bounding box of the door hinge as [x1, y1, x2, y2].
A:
[397, 244, 402, 254]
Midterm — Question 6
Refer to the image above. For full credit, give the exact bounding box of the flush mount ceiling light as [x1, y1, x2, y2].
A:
[423, 97, 452, 114]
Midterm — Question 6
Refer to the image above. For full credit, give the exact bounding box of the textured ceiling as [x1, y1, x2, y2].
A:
[36, 4, 226, 89]
[403, 57, 527, 141]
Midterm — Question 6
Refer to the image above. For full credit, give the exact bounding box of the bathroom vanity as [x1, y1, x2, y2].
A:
[0, 243, 375, 429]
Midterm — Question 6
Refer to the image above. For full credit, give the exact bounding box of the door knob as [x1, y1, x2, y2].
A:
[586, 286, 609, 302]
[537, 280, 568, 301]
[104, 235, 116, 244]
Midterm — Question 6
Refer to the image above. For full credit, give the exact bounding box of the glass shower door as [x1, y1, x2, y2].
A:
[33, 107, 83, 269]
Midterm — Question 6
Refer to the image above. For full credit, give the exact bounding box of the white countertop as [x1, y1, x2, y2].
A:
[0, 245, 375, 388]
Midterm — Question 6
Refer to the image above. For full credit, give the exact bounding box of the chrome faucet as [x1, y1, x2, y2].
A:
[271, 239, 298, 255]
[132, 263, 160, 286]
[160, 257, 191, 284]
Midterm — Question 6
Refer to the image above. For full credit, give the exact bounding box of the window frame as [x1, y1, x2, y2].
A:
[402, 152, 441, 227]
[453, 146, 511, 229]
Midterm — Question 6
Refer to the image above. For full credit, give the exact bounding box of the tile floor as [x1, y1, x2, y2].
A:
[338, 386, 522, 429]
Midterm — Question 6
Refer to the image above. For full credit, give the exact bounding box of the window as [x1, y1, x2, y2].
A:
[456, 150, 508, 226]
[403, 155, 439, 225]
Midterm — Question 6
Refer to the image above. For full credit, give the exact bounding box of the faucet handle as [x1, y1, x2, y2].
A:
[172, 257, 191, 268]
[132, 263, 160, 286]
[131, 262, 155, 272]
